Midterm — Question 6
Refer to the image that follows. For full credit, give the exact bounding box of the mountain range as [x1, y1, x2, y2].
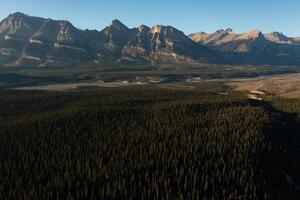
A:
[1, 12, 300, 68]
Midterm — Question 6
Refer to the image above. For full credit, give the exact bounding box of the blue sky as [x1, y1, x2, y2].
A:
[1, 0, 300, 36]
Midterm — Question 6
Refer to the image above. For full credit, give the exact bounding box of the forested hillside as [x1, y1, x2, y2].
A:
[0, 84, 299, 199]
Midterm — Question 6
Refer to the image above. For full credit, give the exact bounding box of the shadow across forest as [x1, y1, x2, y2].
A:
[248, 99, 300, 199]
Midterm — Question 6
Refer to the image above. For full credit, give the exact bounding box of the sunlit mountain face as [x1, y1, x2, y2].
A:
[1, 12, 300, 68]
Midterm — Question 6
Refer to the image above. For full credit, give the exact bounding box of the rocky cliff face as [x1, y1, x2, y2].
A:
[0, 13, 216, 67]
[122, 25, 219, 64]
[0, 12, 95, 67]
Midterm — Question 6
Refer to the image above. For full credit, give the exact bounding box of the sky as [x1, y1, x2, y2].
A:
[1, 0, 300, 37]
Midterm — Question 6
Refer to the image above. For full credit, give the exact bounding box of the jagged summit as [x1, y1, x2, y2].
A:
[0, 12, 44, 39]
[138, 25, 150, 32]
[237, 29, 262, 40]
[213, 28, 233, 34]
[110, 19, 129, 30]
[8, 12, 28, 18]
[215, 29, 226, 33]
[225, 28, 234, 33]
[264, 32, 293, 44]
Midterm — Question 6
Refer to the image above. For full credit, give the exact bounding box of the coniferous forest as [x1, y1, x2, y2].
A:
[0, 83, 300, 199]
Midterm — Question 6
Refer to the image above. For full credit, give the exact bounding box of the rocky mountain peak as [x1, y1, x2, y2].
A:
[7, 12, 28, 20]
[214, 29, 236, 37]
[237, 29, 262, 40]
[0, 12, 44, 39]
[138, 25, 150, 32]
[188, 32, 209, 43]
[110, 19, 129, 30]
[215, 29, 225, 33]
[264, 32, 293, 44]
[56, 21, 79, 43]
[225, 28, 234, 33]
[30, 18, 80, 44]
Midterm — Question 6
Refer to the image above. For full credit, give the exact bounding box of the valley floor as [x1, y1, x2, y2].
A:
[230, 73, 300, 98]
[14, 72, 300, 100]
[14, 80, 144, 91]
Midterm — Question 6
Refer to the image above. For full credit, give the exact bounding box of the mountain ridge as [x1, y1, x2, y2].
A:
[1, 12, 300, 67]
[189, 29, 300, 65]
[1, 12, 219, 67]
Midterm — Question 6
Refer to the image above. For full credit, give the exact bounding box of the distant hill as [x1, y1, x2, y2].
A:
[1, 12, 300, 67]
